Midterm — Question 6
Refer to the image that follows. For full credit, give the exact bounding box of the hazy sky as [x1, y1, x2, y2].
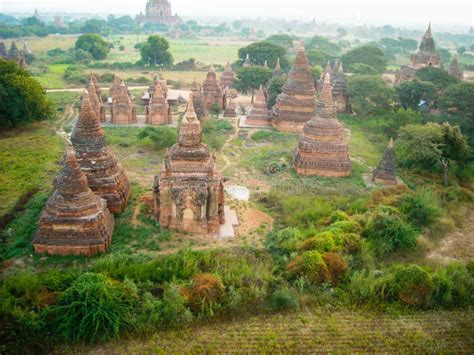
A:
[2, 0, 473, 28]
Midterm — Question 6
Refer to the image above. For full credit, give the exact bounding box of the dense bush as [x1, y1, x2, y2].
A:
[50, 273, 137, 344]
[287, 250, 330, 284]
[323, 252, 349, 285]
[138, 126, 178, 150]
[398, 189, 442, 228]
[364, 208, 418, 255]
[269, 287, 300, 311]
[75, 34, 112, 60]
[387, 265, 433, 308]
[183, 273, 225, 317]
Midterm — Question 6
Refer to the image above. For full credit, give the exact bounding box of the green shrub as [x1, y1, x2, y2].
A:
[347, 270, 391, 304]
[388, 265, 433, 308]
[364, 208, 418, 255]
[138, 126, 178, 150]
[202, 118, 234, 151]
[51, 273, 137, 344]
[183, 273, 225, 317]
[269, 287, 300, 311]
[323, 252, 349, 285]
[298, 232, 336, 253]
[343, 233, 363, 254]
[266, 227, 303, 254]
[326, 210, 350, 224]
[160, 284, 193, 326]
[287, 250, 330, 284]
[398, 189, 442, 228]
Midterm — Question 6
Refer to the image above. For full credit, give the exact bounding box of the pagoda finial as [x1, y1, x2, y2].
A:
[209, 64, 215, 73]
[185, 93, 197, 122]
[275, 57, 281, 70]
[425, 22, 432, 38]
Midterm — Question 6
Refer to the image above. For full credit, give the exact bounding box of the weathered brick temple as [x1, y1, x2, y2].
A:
[153, 95, 225, 234]
[246, 86, 271, 126]
[72, 91, 131, 213]
[293, 73, 352, 177]
[373, 138, 397, 185]
[33, 146, 115, 256]
[272, 43, 316, 133]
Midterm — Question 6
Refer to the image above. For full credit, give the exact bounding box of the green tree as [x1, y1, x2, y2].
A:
[267, 76, 286, 108]
[140, 35, 173, 67]
[337, 27, 348, 38]
[265, 34, 294, 50]
[234, 66, 273, 102]
[81, 18, 107, 34]
[75, 33, 111, 60]
[0, 59, 53, 127]
[138, 126, 177, 149]
[415, 67, 458, 90]
[349, 63, 379, 75]
[440, 82, 474, 118]
[396, 123, 469, 185]
[437, 47, 452, 64]
[456, 46, 466, 55]
[306, 35, 342, 57]
[342, 45, 387, 73]
[395, 80, 437, 110]
[347, 75, 395, 115]
[238, 41, 288, 69]
[307, 49, 335, 68]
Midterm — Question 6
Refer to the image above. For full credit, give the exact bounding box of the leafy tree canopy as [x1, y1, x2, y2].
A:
[440, 82, 474, 118]
[395, 80, 437, 110]
[265, 34, 294, 50]
[267, 76, 287, 108]
[305, 35, 342, 57]
[349, 63, 379, 75]
[81, 19, 107, 34]
[307, 49, 336, 68]
[234, 66, 273, 102]
[75, 34, 111, 60]
[140, 35, 173, 67]
[238, 41, 289, 70]
[347, 75, 395, 115]
[0, 59, 53, 127]
[342, 45, 387, 73]
[415, 67, 458, 90]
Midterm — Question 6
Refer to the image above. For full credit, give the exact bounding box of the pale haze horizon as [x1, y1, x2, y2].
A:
[1, 0, 473, 30]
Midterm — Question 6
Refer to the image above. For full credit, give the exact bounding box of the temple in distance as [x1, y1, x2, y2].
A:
[137, 0, 182, 26]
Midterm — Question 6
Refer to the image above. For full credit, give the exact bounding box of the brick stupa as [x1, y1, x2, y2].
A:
[191, 80, 209, 119]
[448, 55, 463, 80]
[272, 43, 316, 133]
[373, 138, 397, 185]
[203, 65, 225, 110]
[111, 82, 137, 124]
[72, 91, 131, 213]
[246, 86, 271, 126]
[146, 82, 171, 125]
[223, 96, 237, 118]
[153, 94, 225, 234]
[293, 73, 352, 177]
[89, 75, 106, 122]
[220, 62, 235, 89]
[331, 63, 350, 113]
[33, 146, 115, 256]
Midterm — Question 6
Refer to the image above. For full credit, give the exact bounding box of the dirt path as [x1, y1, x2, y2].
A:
[55, 102, 76, 139]
[427, 210, 474, 264]
[220, 116, 241, 171]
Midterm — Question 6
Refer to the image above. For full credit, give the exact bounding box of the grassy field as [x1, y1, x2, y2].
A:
[0, 123, 64, 218]
[87, 307, 474, 353]
[6, 35, 249, 66]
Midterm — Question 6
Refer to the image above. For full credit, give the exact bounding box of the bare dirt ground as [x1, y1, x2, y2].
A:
[86, 308, 474, 354]
[427, 210, 474, 264]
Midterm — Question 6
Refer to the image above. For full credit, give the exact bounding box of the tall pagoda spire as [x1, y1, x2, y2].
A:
[72, 91, 131, 213]
[272, 43, 316, 133]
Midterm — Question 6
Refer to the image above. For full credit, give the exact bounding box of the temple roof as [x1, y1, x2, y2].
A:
[419, 23, 436, 53]
[316, 73, 337, 119]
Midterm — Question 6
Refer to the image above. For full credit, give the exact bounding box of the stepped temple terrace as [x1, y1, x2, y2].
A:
[395, 24, 442, 84]
[331, 63, 350, 113]
[246, 86, 271, 126]
[373, 138, 397, 185]
[33, 146, 115, 256]
[272, 43, 316, 133]
[0, 40, 28, 67]
[71, 91, 131, 213]
[293, 73, 352, 177]
[153, 95, 225, 235]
